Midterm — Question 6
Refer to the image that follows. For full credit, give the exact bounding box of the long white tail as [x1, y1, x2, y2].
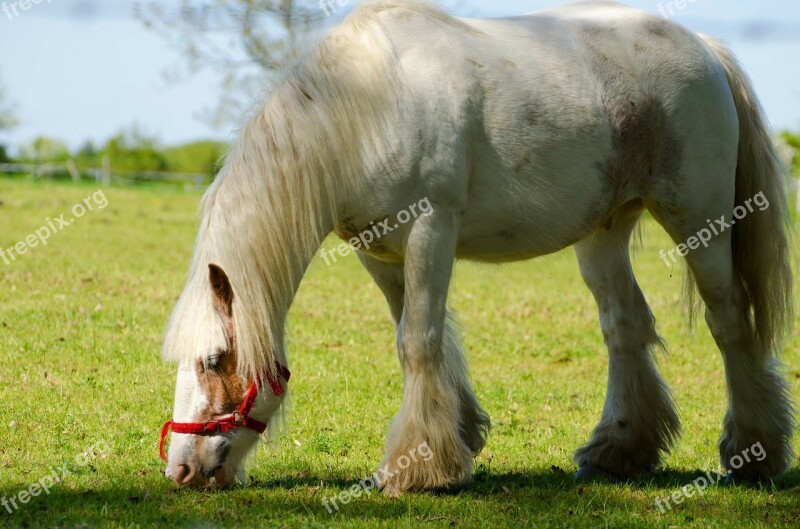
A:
[701, 35, 794, 358]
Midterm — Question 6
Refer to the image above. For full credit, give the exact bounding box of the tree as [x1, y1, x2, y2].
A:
[74, 140, 101, 167]
[18, 137, 70, 164]
[163, 140, 229, 175]
[136, 1, 466, 128]
[0, 75, 17, 162]
[101, 125, 169, 172]
[135, 0, 327, 128]
[779, 131, 800, 177]
[0, 77, 17, 133]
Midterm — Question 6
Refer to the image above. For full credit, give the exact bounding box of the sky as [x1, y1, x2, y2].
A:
[1, 0, 799, 152]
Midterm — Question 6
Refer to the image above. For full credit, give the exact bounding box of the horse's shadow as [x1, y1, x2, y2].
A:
[5, 466, 798, 527]
[250, 464, 800, 493]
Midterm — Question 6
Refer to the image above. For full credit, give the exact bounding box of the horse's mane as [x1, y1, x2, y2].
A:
[162, 1, 468, 381]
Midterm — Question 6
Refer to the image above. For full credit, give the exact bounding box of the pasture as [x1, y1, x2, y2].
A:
[0, 177, 799, 528]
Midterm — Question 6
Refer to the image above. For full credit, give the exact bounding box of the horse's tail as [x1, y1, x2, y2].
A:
[701, 35, 794, 357]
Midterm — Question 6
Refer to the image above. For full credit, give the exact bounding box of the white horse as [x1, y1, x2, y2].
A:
[160, 0, 795, 494]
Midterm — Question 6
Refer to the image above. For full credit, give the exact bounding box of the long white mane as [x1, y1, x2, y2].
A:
[162, 1, 467, 380]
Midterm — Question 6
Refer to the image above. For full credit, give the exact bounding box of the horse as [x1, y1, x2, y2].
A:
[159, 0, 795, 495]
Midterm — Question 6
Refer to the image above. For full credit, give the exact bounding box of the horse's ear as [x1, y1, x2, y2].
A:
[208, 264, 234, 326]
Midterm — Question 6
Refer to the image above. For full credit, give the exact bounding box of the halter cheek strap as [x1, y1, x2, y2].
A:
[159, 362, 291, 462]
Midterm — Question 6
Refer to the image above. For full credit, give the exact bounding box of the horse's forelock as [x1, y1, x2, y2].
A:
[162, 261, 229, 365]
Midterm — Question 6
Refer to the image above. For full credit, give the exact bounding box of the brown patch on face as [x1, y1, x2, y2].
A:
[178, 263, 259, 478]
[200, 264, 249, 419]
[195, 350, 249, 420]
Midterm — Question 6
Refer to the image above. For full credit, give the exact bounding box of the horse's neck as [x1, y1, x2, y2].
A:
[198, 172, 330, 376]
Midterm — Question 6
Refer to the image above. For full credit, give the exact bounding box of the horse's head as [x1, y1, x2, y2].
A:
[161, 264, 289, 489]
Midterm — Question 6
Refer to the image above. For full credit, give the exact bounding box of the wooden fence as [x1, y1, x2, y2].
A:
[0, 161, 798, 209]
[0, 160, 211, 189]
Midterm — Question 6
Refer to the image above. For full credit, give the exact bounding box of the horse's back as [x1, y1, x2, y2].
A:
[354, 2, 736, 261]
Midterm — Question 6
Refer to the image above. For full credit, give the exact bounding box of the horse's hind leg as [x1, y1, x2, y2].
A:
[574, 201, 681, 478]
[649, 190, 794, 481]
[358, 246, 490, 495]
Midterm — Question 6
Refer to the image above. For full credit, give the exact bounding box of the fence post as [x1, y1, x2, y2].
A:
[66, 159, 81, 182]
[102, 155, 111, 187]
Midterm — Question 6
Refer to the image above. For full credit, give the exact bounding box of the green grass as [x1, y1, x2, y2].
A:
[0, 178, 798, 528]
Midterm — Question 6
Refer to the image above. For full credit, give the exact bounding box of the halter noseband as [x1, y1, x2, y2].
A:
[159, 362, 291, 462]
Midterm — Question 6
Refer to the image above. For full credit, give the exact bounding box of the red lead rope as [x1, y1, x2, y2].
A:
[159, 362, 291, 462]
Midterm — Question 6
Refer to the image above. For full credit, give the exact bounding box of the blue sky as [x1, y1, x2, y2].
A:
[1, 0, 799, 151]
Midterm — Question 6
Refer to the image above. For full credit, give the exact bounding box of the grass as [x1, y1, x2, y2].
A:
[0, 178, 798, 528]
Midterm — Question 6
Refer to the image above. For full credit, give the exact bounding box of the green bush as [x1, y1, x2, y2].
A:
[779, 130, 800, 176]
[163, 140, 229, 175]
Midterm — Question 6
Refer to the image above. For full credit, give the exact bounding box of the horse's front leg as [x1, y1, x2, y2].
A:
[378, 207, 489, 497]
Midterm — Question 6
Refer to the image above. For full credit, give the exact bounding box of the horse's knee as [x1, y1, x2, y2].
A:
[399, 326, 444, 372]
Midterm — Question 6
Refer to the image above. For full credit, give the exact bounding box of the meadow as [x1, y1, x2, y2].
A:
[0, 178, 798, 528]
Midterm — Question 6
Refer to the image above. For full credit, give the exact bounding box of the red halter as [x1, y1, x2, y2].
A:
[159, 362, 291, 462]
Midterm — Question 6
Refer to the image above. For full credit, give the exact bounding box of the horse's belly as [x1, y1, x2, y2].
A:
[454, 132, 615, 263]
[455, 207, 598, 263]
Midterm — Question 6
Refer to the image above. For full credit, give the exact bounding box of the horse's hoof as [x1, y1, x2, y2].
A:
[575, 465, 618, 482]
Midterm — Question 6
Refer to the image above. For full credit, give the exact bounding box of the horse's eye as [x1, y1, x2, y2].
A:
[207, 354, 223, 370]
[200, 353, 223, 373]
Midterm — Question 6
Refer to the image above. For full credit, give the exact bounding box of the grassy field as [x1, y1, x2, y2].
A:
[0, 178, 799, 528]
